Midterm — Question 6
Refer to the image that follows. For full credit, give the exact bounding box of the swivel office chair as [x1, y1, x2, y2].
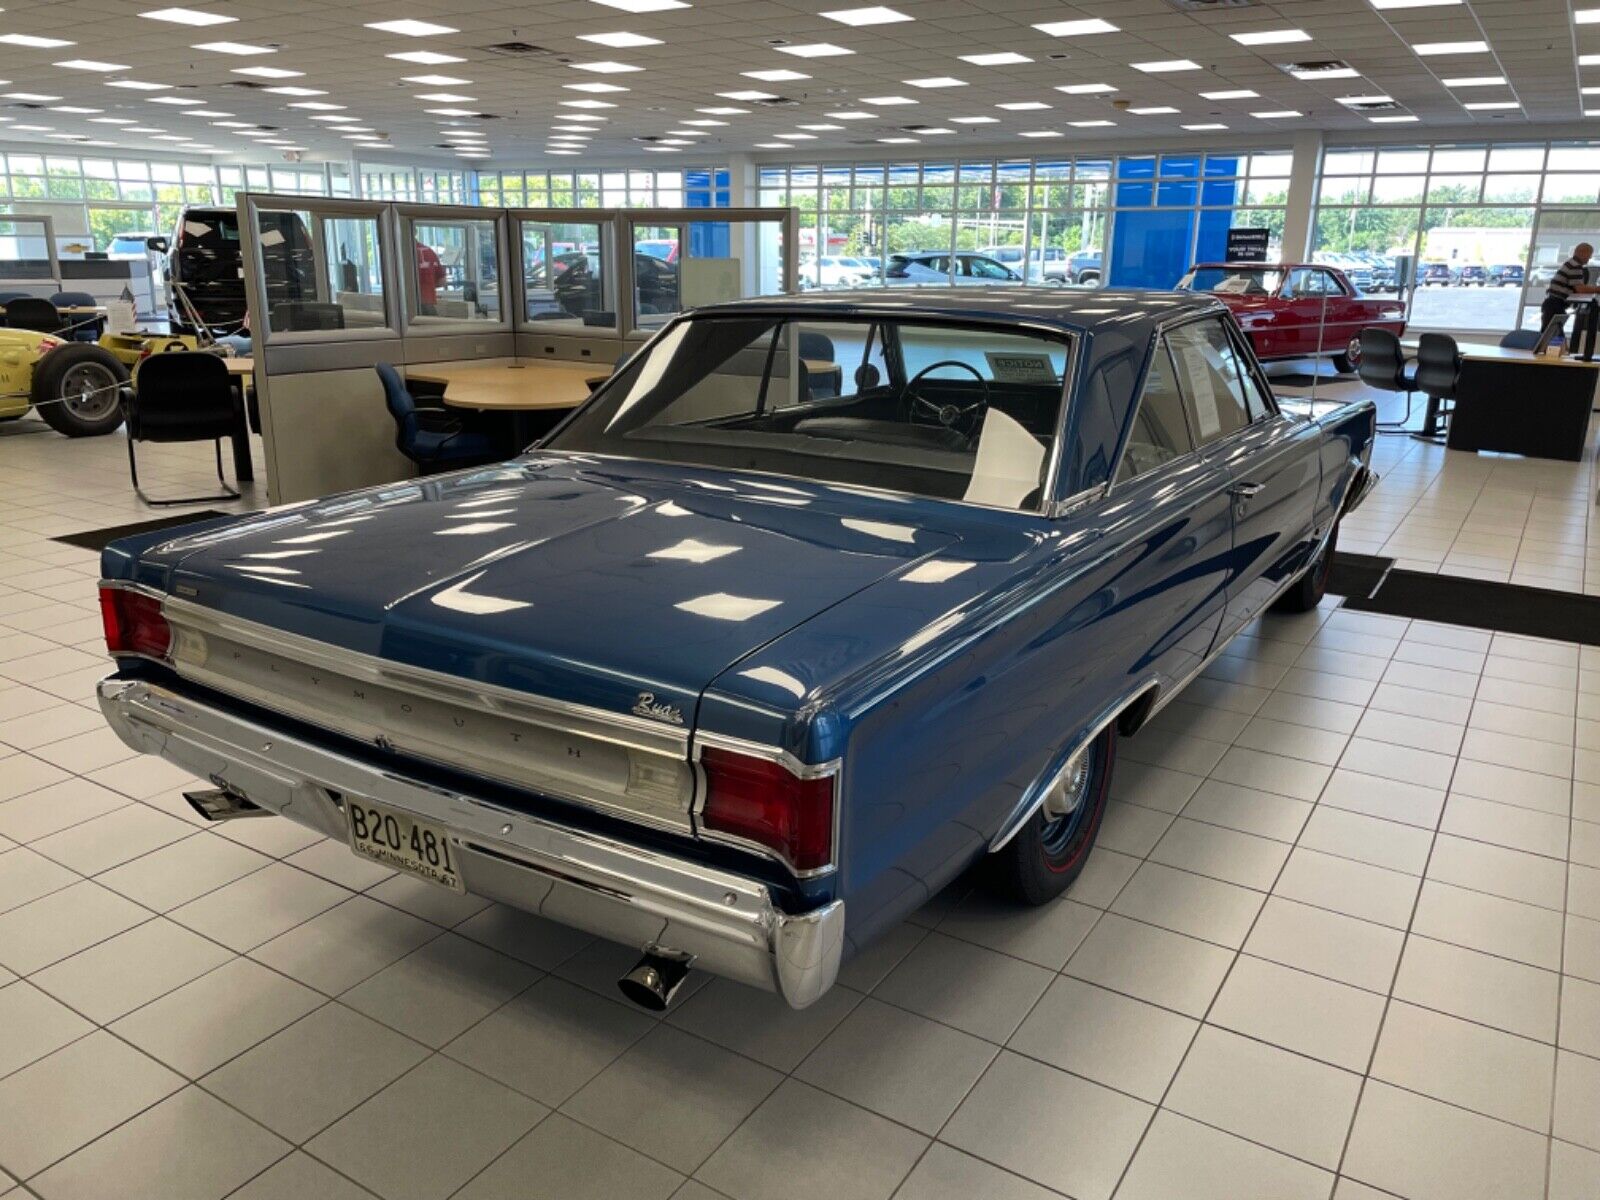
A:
[0, 290, 31, 327]
[1499, 329, 1540, 351]
[124, 353, 242, 505]
[49, 291, 103, 341]
[798, 330, 840, 400]
[375, 363, 499, 474]
[1357, 328, 1416, 432]
[3, 297, 64, 335]
[1413, 333, 1461, 442]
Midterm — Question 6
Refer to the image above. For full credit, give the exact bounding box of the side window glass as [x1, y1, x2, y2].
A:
[1117, 336, 1195, 481]
[1225, 326, 1274, 421]
[1167, 320, 1253, 444]
[1285, 268, 1312, 298]
[1315, 270, 1343, 296]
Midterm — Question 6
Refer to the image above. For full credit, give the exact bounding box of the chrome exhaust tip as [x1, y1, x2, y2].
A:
[618, 952, 692, 1011]
[183, 787, 271, 822]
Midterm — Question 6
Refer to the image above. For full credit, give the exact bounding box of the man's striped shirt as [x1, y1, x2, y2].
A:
[1546, 256, 1589, 302]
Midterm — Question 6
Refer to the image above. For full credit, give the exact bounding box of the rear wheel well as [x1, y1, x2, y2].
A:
[1116, 686, 1160, 737]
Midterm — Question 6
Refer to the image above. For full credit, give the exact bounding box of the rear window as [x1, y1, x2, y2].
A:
[179, 213, 240, 249]
[1180, 267, 1283, 296]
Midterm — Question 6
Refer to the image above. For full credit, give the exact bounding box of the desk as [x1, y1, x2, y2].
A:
[406, 361, 602, 411]
[1403, 338, 1600, 461]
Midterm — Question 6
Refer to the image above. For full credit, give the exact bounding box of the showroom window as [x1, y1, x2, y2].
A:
[478, 168, 728, 210]
[1312, 139, 1600, 331]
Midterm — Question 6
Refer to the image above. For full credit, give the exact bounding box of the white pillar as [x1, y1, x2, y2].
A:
[1281, 130, 1323, 261]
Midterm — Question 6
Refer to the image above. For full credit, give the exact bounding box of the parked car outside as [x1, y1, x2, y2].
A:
[981, 244, 1070, 283]
[801, 255, 874, 289]
[1451, 264, 1488, 287]
[886, 251, 1023, 284]
[96, 287, 1377, 1010]
[1420, 261, 1453, 286]
[1177, 261, 1407, 373]
[1317, 255, 1372, 293]
[1067, 248, 1102, 285]
[1487, 264, 1525, 287]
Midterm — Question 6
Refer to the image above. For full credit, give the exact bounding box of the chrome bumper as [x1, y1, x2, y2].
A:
[97, 676, 844, 1008]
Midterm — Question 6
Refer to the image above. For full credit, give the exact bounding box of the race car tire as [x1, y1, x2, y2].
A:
[32, 343, 128, 437]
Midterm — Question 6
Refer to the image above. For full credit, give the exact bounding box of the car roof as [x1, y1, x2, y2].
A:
[1189, 261, 1341, 271]
[694, 287, 1225, 335]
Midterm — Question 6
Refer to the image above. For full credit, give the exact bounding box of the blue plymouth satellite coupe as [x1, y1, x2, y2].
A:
[97, 288, 1376, 1009]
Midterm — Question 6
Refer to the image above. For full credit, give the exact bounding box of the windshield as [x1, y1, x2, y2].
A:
[1179, 266, 1283, 296]
[548, 315, 1071, 511]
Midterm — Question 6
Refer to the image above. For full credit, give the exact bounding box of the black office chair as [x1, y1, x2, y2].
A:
[3, 297, 64, 335]
[0, 290, 31, 327]
[1413, 332, 1461, 441]
[798, 330, 839, 400]
[1499, 329, 1540, 351]
[270, 301, 346, 332]
[49, 291, 103, 341]
[124, 353, 242, 505]
[375, 363, 499, 473]
[1357, 328, 1416, 432]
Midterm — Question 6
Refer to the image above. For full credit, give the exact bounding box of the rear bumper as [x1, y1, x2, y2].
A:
[97, 675, 845, 1008]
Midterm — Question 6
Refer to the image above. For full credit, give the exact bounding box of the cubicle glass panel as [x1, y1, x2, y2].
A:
[250, 204, 387, 335]
[632, 222, 683, 329]
[0, 216, 58, 280]
[1522, 207, 1600, 330]
[408, 215, 503, 324]
[628, 215, 792, 331]
[519, 218, 611, 329]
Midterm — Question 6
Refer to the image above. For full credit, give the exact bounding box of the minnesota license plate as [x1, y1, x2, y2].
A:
[345, 796, 463, 892]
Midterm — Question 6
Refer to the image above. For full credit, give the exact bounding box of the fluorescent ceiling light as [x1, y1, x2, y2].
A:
[742, 68, 809, 81]
[1338, 94, 1393, 105]
[1253, 109, 1301, 118]
[311, 114, 358, 121]
[560, 98, 617, 108]
[386, 49, 465, 64]
[50, 105, 102, 113]
[149, 134, 189, 140]
[4, 91, 60, 100]
[1019, 129, 1063, 137]
[90, 116, 136, 124]
[797, 122, 842, 130]
[1183, 122, 1227, 130]
[126, 126, 163, 132]
[666, 128, 704, 135]
[996, 100, 1049, 110]
[231, 65, 301, 78]
[1057, 82, 1116, 94]
[571, 60, 642, 72]
[1413, 40, 1488, 54]
[148, 95, 204, 104]
[1034, 18, 1118, 35]
[699, 106, 750, 114]
[1069, 119, 1115, 127]
[210, 119, 250, 127]
[193, 41, 275, 54]
[403, 74, 471, 85]
[106, 80, 171, 90]
[289, 100, 344, 109]
[773, 132, 814, 139]
[1583, 54, 1600, 65]
[950, 115, 999, 123]
[1200, 89, 1258, 99]
[906, 76, 965, 87]
[265, 86, 325, 95]
[878, 136, 918, 143]
[861, 95, 916, 104]
[1129, 106, 1179, 114]
[424, 107, 478, 116]
[642, 145, 679, 152]
[1464, 101, 1519, 110]
[547, 148, 579, 155]
[1576, 8, 1600, 21]
[56, 59, 130, 70]
[1133, 59, 1200, 72]
[718, 89, 776, 100]
[415, 91, 475, 102]
[11, 124, 55, 131]
[752, 141, 788, 148]
[1442, 75, 1506, 86]
[579, 30, 661, 46]
[682, 118, 727, 125]
[1371, 0, 1460, 6]
[588, 0, 689, 10]
[1585, 86, 1600, 95]
[915, 126, 954, 134]
[820, 6, 910, 25]
[1370, 114, 1419, 122]
[140, 7, 236, 24]
[366, 19, 457, 36]
[1290, 65, 1358, 79]
[565, 81, 629, 92]
[961, 51, 1030, 66]
[1231, 29, 1310, 45]
[775, 43, 853, 57]
[0, 33, 74, 47]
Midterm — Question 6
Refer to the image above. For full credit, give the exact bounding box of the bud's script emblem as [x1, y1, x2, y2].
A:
[632, 691, 684, 725]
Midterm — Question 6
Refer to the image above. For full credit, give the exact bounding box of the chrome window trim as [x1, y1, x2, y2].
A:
[691, 730, 842, 879]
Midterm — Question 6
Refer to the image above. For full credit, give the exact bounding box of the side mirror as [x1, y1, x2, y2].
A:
[147, 237, 169, 253]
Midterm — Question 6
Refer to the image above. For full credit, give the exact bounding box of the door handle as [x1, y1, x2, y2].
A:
[1229, 482, 1265, 499]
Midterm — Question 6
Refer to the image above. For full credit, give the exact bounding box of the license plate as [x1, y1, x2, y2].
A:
[345, 796, 463, 892]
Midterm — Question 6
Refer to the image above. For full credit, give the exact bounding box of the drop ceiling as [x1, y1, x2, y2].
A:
[0, 0, 1593, 166]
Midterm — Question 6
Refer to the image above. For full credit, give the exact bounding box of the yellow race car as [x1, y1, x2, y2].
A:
[0, 328, 200, 437]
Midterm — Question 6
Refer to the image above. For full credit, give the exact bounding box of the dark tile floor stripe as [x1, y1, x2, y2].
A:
[1326, 552, 1395, 602]
[52, 510, 230, 553]
[1341, 565, 1600, 647]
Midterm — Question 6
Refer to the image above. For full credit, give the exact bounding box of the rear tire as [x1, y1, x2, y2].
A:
[1332, 337, 1360, 374]
[32, 343, 127, 437]
[984, 725, 1116, 905]
[1273, 521, 1338, 614]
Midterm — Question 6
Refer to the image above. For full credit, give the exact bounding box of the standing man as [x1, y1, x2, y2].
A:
[1541, 242, 1599, 338]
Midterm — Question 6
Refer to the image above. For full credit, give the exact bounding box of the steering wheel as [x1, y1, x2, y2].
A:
[905, 359, 991, 432]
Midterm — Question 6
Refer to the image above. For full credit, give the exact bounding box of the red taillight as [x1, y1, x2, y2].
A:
[99, 586, 172, 660]
[700, 747, 835, 873]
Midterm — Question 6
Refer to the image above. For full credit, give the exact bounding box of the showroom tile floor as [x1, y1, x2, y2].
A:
[2, 401, 1600, 1199]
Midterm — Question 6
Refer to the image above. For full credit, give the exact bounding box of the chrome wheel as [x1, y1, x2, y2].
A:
[1039, 744, 1094, 857]
[1346, 336, 1362, 366]
[58, 362, 119, 423]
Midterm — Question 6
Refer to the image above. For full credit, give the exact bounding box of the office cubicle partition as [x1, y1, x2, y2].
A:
[238, 193, 796, 503]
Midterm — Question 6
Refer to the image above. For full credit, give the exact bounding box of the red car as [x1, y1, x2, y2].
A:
[1176, 262, 1406, 373]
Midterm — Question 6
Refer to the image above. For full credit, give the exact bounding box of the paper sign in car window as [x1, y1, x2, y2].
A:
[1212, 276, 1254, 295]
[259, 228, 285, 248]
[1176, 338, 1223, 438]
[984, 351, 1057, 385]
[964, 408, 1045, 509]
[183, 221, 212, 238]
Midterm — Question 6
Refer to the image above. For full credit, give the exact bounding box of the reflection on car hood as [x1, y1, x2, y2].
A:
[127, 457, 966, 723]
